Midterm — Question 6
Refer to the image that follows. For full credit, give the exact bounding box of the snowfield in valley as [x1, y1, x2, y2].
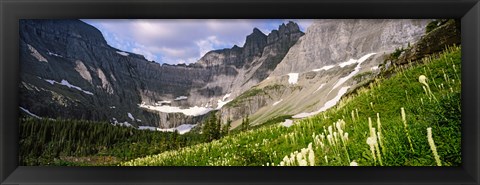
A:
[287, 73, 299, 84]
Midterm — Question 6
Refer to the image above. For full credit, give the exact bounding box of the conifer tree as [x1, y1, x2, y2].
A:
[222, 118, 232, 136]
[241, 114, 250, 131]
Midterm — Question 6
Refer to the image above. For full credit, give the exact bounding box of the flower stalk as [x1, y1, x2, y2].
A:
[427, 127, 442, 166]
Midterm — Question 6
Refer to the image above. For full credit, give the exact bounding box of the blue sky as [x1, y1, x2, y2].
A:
[82, 19, 313, 64]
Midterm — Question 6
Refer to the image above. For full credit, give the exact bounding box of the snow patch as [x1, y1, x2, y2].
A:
[331, 53, 376, 90]
[19, 107, 41, 119]
[216, 99, 232, 110]
[338, 53, 376, 68]
[222, 93, 231, 101]
[280, 119, 294, 127]
[371, 66, 379, 71]
[357, 53, 377, 63]
[272, 99, 283, 106]
[59, 79, 94, 95]
[138, 124, 197, 134]
[174, 96, 188, 101]
[287, 73, 299, 84]
[158, 124, 197, 134]
[118, 122, 132, 127]
[127, 112, 135, 121]
[293, 86, 351, 119]
[313, 65, 335, 72]
[44, 79, 94, 95]
[45, 79, 56, 85]
[116, 51, 129, 56]
[339, 59, 357, 68]
[313, 83, 326, 93]
[47, 51, 63, 57]
[175, 124, 197, 134]
[139, 103, 212, 116]
[111, 118, 133, 127]
[138, 126, 158, 131]
[118, 122, 133, 127]
[216, 93, 232, 109]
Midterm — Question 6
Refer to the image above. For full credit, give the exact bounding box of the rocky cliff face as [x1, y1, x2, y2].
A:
[271, 19, 429, 76]
[219, 19, 431, 128]
[188, 21, 304, 106]
[19, 19, 303, 129]
[394, 19, 460, 65]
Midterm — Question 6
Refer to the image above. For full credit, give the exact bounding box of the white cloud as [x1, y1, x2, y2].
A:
[196, 36, 222, 57]
[132, 47, 157, 62]
[82, 19, 313, 64]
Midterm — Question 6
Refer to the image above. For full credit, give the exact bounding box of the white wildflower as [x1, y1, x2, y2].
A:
[427, 127, 442, 166]
[299, 159, 308, 166]
[350, 161, 358, 166]
[308, 149, 315, 166]
[418, 75, 427, 85]
[296, 153, 303, 164]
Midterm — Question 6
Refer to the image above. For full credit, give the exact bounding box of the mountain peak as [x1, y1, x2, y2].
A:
[252, 28, 264, 35]
[242, 27, 268, 56]
[266, 21, 304, 45]
[278, 21, 301, 35]
[20, 19, 108, 47]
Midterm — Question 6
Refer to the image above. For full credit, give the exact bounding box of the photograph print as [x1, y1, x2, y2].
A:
[19, 19, 461, 166]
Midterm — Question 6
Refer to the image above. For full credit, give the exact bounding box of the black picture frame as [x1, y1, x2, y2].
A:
[1, 0, 479, 184]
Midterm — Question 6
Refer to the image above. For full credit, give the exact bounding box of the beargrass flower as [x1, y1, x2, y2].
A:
[333, 132, 339, 144]
[366, 137, 377, 163]
[351, 110, 356, 121]
[427, 127, 442, 166]
[368, 117, 373, 135]
[350, 161, 358, 166]
[297, 153, 303, 164]
[308, 150, 315, 166]
[327, 134, 333, 145]
[419, 75, 427, 85]
[299, 159, 308, 166]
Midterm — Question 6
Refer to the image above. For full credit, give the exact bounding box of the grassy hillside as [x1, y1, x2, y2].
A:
[121, 45, 461, 166]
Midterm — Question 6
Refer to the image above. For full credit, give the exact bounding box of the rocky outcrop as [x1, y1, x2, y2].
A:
[271, 19, 429, 76]
[394, 19, 461, 65]
[186, 21, 304, 107]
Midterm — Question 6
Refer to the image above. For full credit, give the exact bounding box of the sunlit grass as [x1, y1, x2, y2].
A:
[121, 45, 461, 166]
